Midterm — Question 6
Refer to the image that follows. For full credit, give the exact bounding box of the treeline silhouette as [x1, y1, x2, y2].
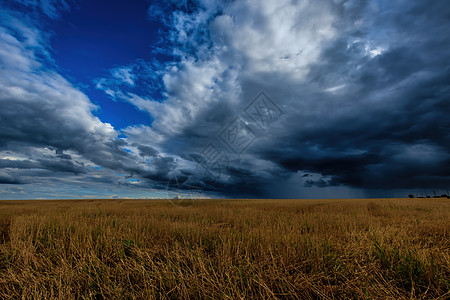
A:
[408, 190, 450, 199]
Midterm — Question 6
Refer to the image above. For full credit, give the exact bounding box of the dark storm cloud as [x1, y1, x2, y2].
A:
[0, 171, 22, 184]
[146, 0, 450, 197]
[245, 0, 450, 193]
[36, 158, 86, 174]
[0, 159, 40, 169]
[0, 157, 84, 174]
[138, 156, 177, 183]
[135, 145, 159, 158]
[56, 149, 72, 160]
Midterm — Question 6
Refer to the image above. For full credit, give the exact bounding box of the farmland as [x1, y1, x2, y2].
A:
[0, 198, 448, 299]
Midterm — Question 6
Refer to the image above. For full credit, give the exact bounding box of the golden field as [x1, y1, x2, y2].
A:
[0, 198, 448, 299]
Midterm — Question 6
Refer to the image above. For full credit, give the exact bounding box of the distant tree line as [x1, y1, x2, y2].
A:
[408, 190, 450, 199]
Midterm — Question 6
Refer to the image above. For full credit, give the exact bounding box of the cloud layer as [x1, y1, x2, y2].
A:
[1, 0, 450, 199]
[0, 6, 181, 198]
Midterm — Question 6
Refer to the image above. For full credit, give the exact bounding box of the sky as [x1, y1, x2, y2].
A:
[0, 0, 449, 200]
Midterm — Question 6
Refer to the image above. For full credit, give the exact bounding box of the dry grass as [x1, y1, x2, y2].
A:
[0, 198, 448, 299]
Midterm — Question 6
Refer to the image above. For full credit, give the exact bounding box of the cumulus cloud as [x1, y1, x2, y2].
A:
[96, 0, 450, 197]
[0, 7, 179, 196]
[0, 12, 116, 154]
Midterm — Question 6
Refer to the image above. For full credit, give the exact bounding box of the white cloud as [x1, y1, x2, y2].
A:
[211, 0, 337, 77]
[13, 0, 71, 19]
[99, 0, 339, 137]
[0, 12, 114, 138]
[95, 67, 137, 100]
[111, 67, 136, 86]
[0, 9, 177, 192]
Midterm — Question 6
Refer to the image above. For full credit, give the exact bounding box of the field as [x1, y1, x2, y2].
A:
[0, 198, 448, 299]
